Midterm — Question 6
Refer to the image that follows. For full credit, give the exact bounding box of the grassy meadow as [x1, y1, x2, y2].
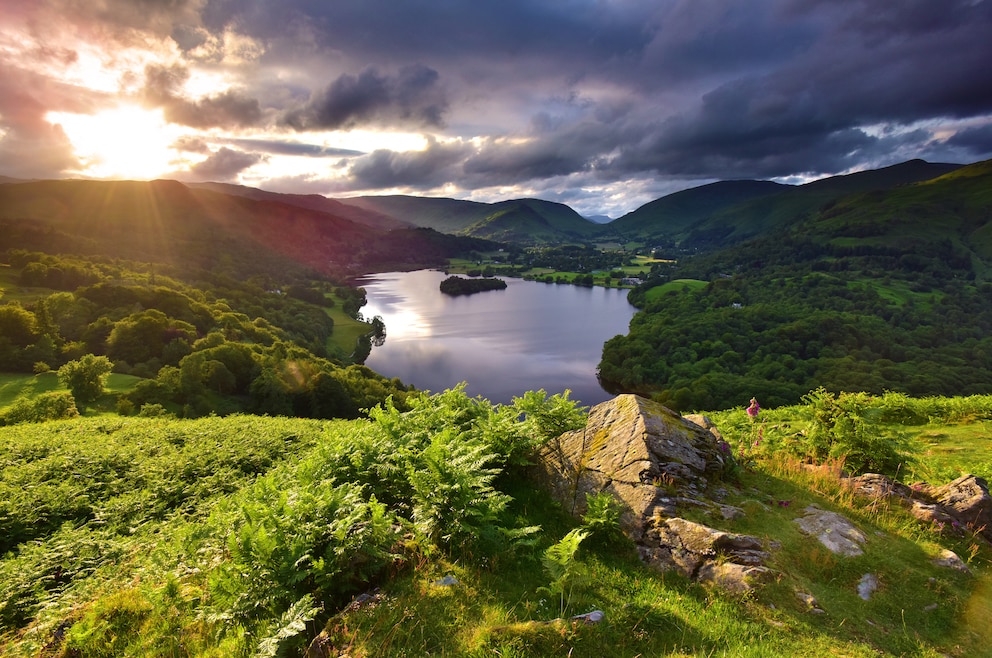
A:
[2, 385, 992, 657]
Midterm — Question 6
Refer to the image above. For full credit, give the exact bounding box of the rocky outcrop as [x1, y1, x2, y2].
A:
[532, 394, 728, 535]
[533, 394, 769, 591]
[931, 475, 992, 540]
[849, 472, 992, 542]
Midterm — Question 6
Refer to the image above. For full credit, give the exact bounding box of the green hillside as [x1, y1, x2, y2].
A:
[0, 180, 493, 279]
[188, 181, 410, 230]
[2, 389, 991, 656]
[609, 160, 963, 251]
[607, 179, 788, 241]
[342, 194, 600, 245]
[599, 159, 992, 411]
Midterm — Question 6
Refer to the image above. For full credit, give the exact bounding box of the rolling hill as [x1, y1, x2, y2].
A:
[342, 194, 600, 245]
[0, 179, 498, 278]
[606, 179, 788, 242]
[608, 160, 963, 250]
[598, 157, 992, 411]
[187, 181, 409, 231]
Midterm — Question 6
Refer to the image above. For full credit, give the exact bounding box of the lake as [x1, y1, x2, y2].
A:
[358, 269, 636, 406]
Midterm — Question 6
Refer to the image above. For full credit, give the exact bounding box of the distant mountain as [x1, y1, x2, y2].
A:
[584, 215, 613, 224]
[343, 195, 600, 245]
[609, 160, 963, 250]
[187, 181, 409, 231]
[0, 176, 28, 184]
[607, 180, 788, 242]
[0, 179, 498, 277]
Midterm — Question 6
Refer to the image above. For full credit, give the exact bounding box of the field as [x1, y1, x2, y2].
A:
[643, 278, 709, 301]
[446, 253, 669, 289]
[2, 387, 992, 656]
[0, 372, 142, 410]
[323, 294, 374, 357]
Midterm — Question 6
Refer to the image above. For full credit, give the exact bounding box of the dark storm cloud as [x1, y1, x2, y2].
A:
[187, 147, 264, 180]
[282, 65, 449, 131]
[4, 0, 992, 209]
[245, 0, 992, 188]
[946, 124, 992, 156]
[349, 138, 472, 188]
[598, 0, 992, 180]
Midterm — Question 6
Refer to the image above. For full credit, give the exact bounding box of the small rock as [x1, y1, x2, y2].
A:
[857, 573, 879, 601]
[718, 504, 745, 520]
[932, 549, 971, 574]
[924, 603, 939, 612]
[796, 591, 827, 614]
[434, 575, 459, 586]
[793, 506, 867, 557]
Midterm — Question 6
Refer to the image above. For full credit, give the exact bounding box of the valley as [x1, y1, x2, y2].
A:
[3, 158, 992, 657]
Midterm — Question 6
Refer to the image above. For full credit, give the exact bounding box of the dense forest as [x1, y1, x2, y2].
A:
[598, 160, 992, 411]
[0, 250, 410, 423]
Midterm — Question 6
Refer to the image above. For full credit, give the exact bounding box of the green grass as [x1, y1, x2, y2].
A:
[904, 422, 992, 483]
[324, 293, 374, 357]
[3, 391, 992, 656]
[644, 278, 708, 301]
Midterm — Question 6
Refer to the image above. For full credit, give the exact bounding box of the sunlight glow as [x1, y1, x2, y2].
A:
[46, 105, 184, 179]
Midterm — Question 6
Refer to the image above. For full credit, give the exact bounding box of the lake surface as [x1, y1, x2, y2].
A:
[358, 270, 636, 406]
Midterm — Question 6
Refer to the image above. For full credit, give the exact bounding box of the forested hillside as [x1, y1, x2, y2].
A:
[598, 159, 992, 411]
[603, 159, 963, 251]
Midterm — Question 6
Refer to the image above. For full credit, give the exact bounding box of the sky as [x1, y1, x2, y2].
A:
[2, 0, 992, 219]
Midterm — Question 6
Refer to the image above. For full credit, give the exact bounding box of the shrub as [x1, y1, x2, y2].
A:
[57, 354, 113, 406]
[1, 391, 79, 425]
[800, 388, 911, 476]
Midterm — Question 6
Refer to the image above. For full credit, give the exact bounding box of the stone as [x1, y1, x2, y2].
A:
[532, 394, 726, 540]
[718, 504, 746, 520]
[646, 518, 771, 591]
[848, 473, 914, 500]
[857, 573, 879, 600]
[932, 549, 971, 574]
[793, 505, 867, 557]
[684, 414, 723, 442]
[909, 500, 958, 528]
[931, 475, 992, 542]
[696, 561, 772, 594]
[796, 591, 823, 613]
[570, 610, 604, 624]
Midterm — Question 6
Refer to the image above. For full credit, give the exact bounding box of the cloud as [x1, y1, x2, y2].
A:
[348, 137, 471, 189]
[222, 138, 364, 157]
[143, 64, 263, 129]
[0, 63, 94, 178]
[282, 65, 449, 131]
[4, 0, 992, 212]
[946, 122, 992, 156]
[187, 147, 264, 180]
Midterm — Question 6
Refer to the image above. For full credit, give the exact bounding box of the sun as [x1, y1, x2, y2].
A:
[46, 105, 182, 179]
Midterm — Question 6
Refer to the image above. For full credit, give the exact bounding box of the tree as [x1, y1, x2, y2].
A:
[57, 354, 113, 407]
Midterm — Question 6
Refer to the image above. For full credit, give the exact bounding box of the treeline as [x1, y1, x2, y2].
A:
[1, 250, 410, 420]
